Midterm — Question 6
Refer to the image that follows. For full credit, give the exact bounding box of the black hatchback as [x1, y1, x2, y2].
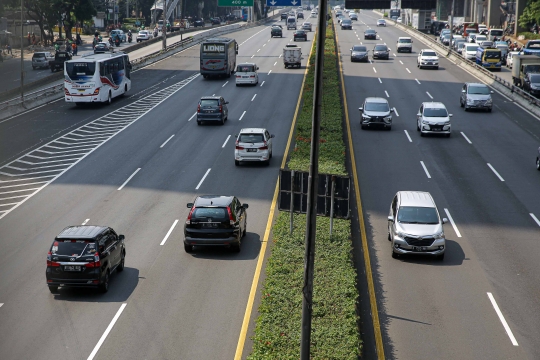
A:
[364, 29, 377, 40]
[46, 226, 126, 293]
[184, 195, 248, 253]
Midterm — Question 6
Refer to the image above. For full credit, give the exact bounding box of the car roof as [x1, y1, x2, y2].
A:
[398, 36, 411, 39]
[365, 97, 388, 103]
[194, 195, 234, 207]
[365, 29, 376, 32]
[422, 101, 447, 109]
[200, 96, 220, 100]
[56, 225, 108, 239]
[466, 82, 488, 87]
[238, 62, 256, 66]
[397, 191, 435, 207]
[421, 48, 437, 52]
[239, 127, 266, 134]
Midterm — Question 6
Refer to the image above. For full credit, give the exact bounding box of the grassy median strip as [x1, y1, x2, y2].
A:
[248, 22, 361, 359]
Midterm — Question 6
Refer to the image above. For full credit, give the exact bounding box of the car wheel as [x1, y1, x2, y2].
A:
[361, 124, 367, 130]
[420, 132, 425, 137]
[464, 105, 469, 111]
[436, 253, 445, 261]
[235, 160, 240, 166]
[446, 133, 451, 138]
[48, 286, 58, 293]
[197, 120, 201, 126]
[386, 125, 392, 130]
[417, 121, 420, 131]
[435, 66, 439, 70]
[32, 66, 36, 70]
[236, 83, 239, 87]
[117, 251, 125, 272]
[107, 91, 112, 105]
[184, 244, 194, 253]
[99, 271, 110, 293]
[231, 241, 241, 253]
[50, 68, 54, 72]
[391, 251, 400, 259]
[243, 219, 247, 237]
[487, 108, 492, 113]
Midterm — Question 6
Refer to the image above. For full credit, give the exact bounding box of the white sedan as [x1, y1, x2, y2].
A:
[417, 49, 439, 69]
[136, 30, 153, 42]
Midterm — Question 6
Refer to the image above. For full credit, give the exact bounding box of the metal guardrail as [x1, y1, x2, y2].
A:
[392, 20, 540, 107]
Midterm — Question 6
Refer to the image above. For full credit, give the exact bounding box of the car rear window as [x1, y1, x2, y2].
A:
[398, 39, 411, 43]
[200, 99, 219, 107]
[51, 240, 97, 256]
[239, 133, 264, 143]
[237, 65, 254, 72]
[397, 207, 439, 224]
[423, 51, 437, 56]
[33, 53, 46, 58]
[66, 62, 96, 78]
[192, 207, 228, 220]
[353, 46, 367, 51]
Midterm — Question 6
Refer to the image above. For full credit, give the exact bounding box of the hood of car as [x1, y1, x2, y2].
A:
[398, 223, 443, 236]
[421, 116, 449, 124]
[364, 110, 390, 117]
[466, 94, 491, 101]
[420, 56, 438, 60]
[352, 51, 368, 56]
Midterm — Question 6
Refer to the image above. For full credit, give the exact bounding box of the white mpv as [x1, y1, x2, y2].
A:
[235, 63, 259, 86]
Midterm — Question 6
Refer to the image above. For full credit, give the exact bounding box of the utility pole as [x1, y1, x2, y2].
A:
[449, 0, 455, 54]
[162, 0, 167, 49]
[20, 0, 24, 103]
[299, 0, 327, 358]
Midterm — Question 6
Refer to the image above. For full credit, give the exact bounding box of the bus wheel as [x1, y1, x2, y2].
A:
[203, 75, 207, 79]
[121, 84, 127, 96]
[107, 92, 112, 105]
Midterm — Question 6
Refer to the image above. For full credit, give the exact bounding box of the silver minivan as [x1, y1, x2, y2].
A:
[287, 16, 297, 30]
[388, 191, 448, 260]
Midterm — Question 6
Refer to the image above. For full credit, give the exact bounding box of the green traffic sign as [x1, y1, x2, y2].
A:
[218, 0, 253, 6]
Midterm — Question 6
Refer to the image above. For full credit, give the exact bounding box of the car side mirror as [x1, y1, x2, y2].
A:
[187, 203, 194, 208]
[270, 134, 275, 138]
[442, 218, 449, 224]
[417, 112, 421, 117]
[390, 108, 394, 112]
[225, 101, 229, 104]
[242, 203, 249, 209]
[387, 216, 394, 222]
[257, 67, 259, 70]
[449, 114, 453, 117]
[461, 89, 466, 93]
[490, 91, 494, 94]
[118, 235, 125, 241]
[359, 107, 363, 111]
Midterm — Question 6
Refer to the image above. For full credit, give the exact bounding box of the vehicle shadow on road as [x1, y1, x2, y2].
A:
[50, 267, 139, 302]
[188, 232, 261, 261]
[395, 239, 465, 266]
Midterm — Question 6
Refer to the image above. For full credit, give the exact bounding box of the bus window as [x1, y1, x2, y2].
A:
[66, 62, 96, 80]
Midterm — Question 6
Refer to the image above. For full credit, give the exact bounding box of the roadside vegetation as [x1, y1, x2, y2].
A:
[248, 21, 361, 359]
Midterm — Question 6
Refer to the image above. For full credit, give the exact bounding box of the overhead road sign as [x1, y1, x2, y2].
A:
[345, 0, 391, 9]
[401, 0, 436, 10]
[218, 0, 254, 6]
[266, 0, 301, 6]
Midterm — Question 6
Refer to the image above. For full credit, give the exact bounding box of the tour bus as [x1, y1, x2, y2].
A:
[200, 38, 237, 79]
[475, 46, 502, 70]
[64, 52, 132, 106]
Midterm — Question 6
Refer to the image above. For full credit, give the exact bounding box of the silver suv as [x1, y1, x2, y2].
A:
[359, 97, 393, 130]
[460, 82, 493, 112]
[417, 102, 452, 137]
[388, 191, 448, 260]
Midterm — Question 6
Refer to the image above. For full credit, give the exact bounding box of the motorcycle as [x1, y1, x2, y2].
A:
[128, 34, 132, 43]
[115, 37, 120, 47]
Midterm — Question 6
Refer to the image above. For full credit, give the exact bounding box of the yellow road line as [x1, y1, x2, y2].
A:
[335, 28, 386, 360]
[234, 34, 315, 360]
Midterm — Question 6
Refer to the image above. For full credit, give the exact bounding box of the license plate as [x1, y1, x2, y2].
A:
[205, 110, 212, 113]
[243, 76, 249, 78]
[202, 223, 218, 228]
[64, 265, 82, 271]
[247, 148, 257, 152]
[78, 89, 85, 92]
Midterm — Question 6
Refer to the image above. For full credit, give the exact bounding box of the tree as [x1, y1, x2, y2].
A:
[24, 0, 62, 45]
[0, 0, 18, 18]
[520, 0, 540, 30]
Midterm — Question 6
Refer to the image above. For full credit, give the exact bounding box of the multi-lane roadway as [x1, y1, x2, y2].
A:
[0, 18, 314, 359]
[338, 10, 540, 360]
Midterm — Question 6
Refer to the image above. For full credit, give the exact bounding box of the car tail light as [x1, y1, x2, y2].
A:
[85, 253, 101, 268]
[186, 206, 195, 224]
[47, 251, 60, 267]
[64, 88, 70, 95]
[250, 75, 255, 78]
[219, 105, 223, 113]
[235, 139, 244, 150]
[236, 75, 241, 78]
[227, 206, 235, 225]
[93, 88, 100, 95]
[197, 104, 201, 113]
[259, 141, 268, 150]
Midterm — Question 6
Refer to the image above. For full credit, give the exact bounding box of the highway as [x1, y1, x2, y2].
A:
[337, 11, 540, 360]
[0, 17, 314, 360]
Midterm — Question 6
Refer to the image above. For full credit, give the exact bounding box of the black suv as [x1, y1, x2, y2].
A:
[184, 195, 248, 253]
[281, 13, 288, 20]
[271, 25, 283, 38]
[46, 226, 126, 293]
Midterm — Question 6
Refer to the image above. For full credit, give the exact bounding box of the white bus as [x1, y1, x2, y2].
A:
[64, 52, 132, 106]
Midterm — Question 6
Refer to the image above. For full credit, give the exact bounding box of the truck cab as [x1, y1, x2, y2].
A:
[475, 46, 501, 71]
[49, 51, 72, 73]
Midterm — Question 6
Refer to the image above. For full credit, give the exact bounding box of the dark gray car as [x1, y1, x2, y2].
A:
[460, 82, 493, 112]
[350, 45, 368, 62]
[373, 44, 389, 60]
[359, 97, 393, 130]
[197, 96, 229, 125]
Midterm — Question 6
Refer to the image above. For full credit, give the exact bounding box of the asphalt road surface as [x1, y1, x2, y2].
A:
[338, 11, 540, 360]
[0, 18, 314, 360]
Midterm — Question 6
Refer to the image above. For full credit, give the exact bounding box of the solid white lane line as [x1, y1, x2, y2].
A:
[260, 81, 265, 87]
[117, 168, 141, 191]
[385, 90, 389, 98]
[87, 303, 127, 360]
[160, 220, 179, 246]
[82, 219, 90, 225]
[239, 111, 246, 121]
[404, 130, 412, 142]
[420, 161, 431, 178]
[393, 107, 399, 117]
[487, 163, 505, 181]
[222, 81, 229, 87]
[373, 67, 377, 73]
[196, 169, 211, 190]
[444, 208, 462, 237]
[406, 68, 411, 73]
[415, 78, 421, 84]
[222, 135, 231, 148]
[460, 132, 472, 144]
[274, 61, 277, 66]
[399, 60, 403, 64]
[268, 70, 272, 75]
[160, 135, 174, 148]
[251, 94, 257, 101]
[426, 91, 433, 99]
[378, 78, 382, 83]
[530, 213, 540, 227]
[487, 292, 519, 346]
[188, 112, 196, 121]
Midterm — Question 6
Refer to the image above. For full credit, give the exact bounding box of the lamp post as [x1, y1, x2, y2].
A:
[162, 0, 167, 50]
[20, 0, 24, 103]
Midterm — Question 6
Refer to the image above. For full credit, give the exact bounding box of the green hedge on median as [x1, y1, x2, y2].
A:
[248, 21, 361, 359]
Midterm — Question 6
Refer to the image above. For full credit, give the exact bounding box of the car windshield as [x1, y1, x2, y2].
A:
[484, 51, 500, 59]
[476, 36, 487, 40]
[374, 45, 387, 51]
[423, 51, 437, 57]
[441, 30, 450, 35]
[530, 74, 540, 83]
[237, 65, 255, 72]
[457, 43, 465, 48]
[296, 30, 305, 34]
[353, 45, 367, 51]
[468, 86, 490, 94]
[526, 41, 540, 48]
[397, 206, 439, 224]
[66, 62, 96, 78]
[342, 20, 351, 24]
[424, 108, 448, 117]
[239, 133, 264, 143]
[51, 240, 97, 256]
[466, 45, 478, 51]
[490, 30, 503, 36]
[139, 31, 148, 35]
[200, 99, 219, 107]
[399, 39, 411, 43]
[365, 102, 389, 112]
[33, 53, 45, 58]
[192, 207, 228, 220]
[467, 29, 477, 34]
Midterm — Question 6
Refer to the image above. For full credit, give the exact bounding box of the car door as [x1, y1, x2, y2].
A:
[221, 97, 228, 118]
[98, 233, 113, 272]
[417, 105, 423, 128]
[235, 198, 245, 234]
[265, 130, 272, 152]
[108, 229, 121, 267]
[389, 195, 398, 239]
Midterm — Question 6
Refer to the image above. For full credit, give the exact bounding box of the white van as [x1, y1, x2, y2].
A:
[287, 16, 297, 30]
[488, 28, 504, 41]
[235, 63, 259, 86]
[463, 42, 478, 60]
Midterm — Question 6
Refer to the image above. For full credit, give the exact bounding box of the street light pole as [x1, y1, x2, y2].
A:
[449, 0, 455, 54]
[20, 0, 24, 103]
[162, 0, 167, 50]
